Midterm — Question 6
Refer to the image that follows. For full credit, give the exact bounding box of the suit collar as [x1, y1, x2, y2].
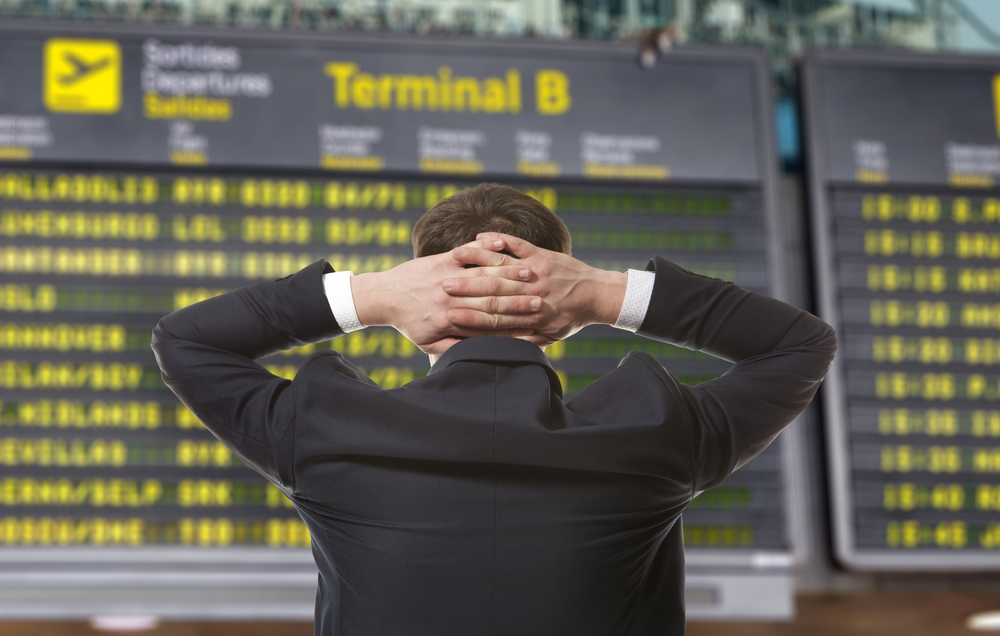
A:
[428, 337, 563, 398]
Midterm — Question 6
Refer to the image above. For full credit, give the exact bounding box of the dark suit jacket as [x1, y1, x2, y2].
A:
[151, 256, 836, 636]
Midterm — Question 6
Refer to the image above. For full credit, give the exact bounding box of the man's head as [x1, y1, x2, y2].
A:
[412, 183, 571, 258]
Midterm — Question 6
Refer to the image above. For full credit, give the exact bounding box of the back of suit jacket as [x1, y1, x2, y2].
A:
[151, 257, 836, 636]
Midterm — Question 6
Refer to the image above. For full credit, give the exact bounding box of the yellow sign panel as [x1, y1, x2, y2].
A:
[44, 39, 121, 114]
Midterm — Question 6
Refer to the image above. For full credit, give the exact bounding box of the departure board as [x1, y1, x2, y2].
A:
[803, 49, 1000, 569]
[0, 23, 794, 574]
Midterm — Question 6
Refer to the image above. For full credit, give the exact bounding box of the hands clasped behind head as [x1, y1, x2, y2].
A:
[355, 235, 546, 356]
[444, 232, 617, 346]
[367, 232, 615, 356]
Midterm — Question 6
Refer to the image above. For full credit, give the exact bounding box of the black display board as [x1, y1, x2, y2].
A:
[0, 23, 794, 571]
[803, 49, 1000, 570]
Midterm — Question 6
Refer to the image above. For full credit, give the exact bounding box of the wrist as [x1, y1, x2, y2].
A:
[590, 269, 628, 326]
[350, 271, 388, 327]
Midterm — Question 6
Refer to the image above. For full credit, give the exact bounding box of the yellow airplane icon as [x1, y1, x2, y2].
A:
[44, 39, 121, 114]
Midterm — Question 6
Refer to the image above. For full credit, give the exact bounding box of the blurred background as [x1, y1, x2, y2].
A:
[2, 1, 1000, 634]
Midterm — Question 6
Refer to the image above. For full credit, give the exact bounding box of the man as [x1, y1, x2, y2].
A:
[152, 184, 836, 636]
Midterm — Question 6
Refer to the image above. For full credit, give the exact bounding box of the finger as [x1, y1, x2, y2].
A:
[475, 232, 538, 259]
[442, 276, 535, 297]
[419, 328, 537, 356]
[447, 308, 541, 330]
[492, 328, 536, 338]
[452, 245, 517, 268]
[420, 337, 464, 356]
[518, 333, 557, 347]
[431, 318, 539, 340]
[459, 238, 507, 252]
[462, 264, 532, 281]
[448, 296, 542, 314]
[467, 328, 536, 338]
[497, 265, 533, 280]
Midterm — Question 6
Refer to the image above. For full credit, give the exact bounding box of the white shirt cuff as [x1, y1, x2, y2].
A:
[613, 269, 655, 332]
[322, 271, 364, 333]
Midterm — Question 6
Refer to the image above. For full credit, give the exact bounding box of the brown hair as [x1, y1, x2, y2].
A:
[412, 183, 571, 258]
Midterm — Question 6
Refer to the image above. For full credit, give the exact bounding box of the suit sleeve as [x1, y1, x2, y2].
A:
[636, 256, 837, 492]
[150, 260, 344, 488]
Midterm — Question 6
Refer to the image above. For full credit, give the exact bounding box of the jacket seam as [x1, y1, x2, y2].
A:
[487, 364, 499, 636]
[320, 526, 345, 636]
[285, 373, 300, 493]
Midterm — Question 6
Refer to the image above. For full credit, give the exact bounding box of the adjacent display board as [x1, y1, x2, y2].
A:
[804, 49, 1000, 570]
[0, 23, 793, 573]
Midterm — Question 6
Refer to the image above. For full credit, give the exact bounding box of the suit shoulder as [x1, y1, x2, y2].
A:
[566, 351, 687, 422]
[294, 349, 381, 389]
[618, 350, 674, 386]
